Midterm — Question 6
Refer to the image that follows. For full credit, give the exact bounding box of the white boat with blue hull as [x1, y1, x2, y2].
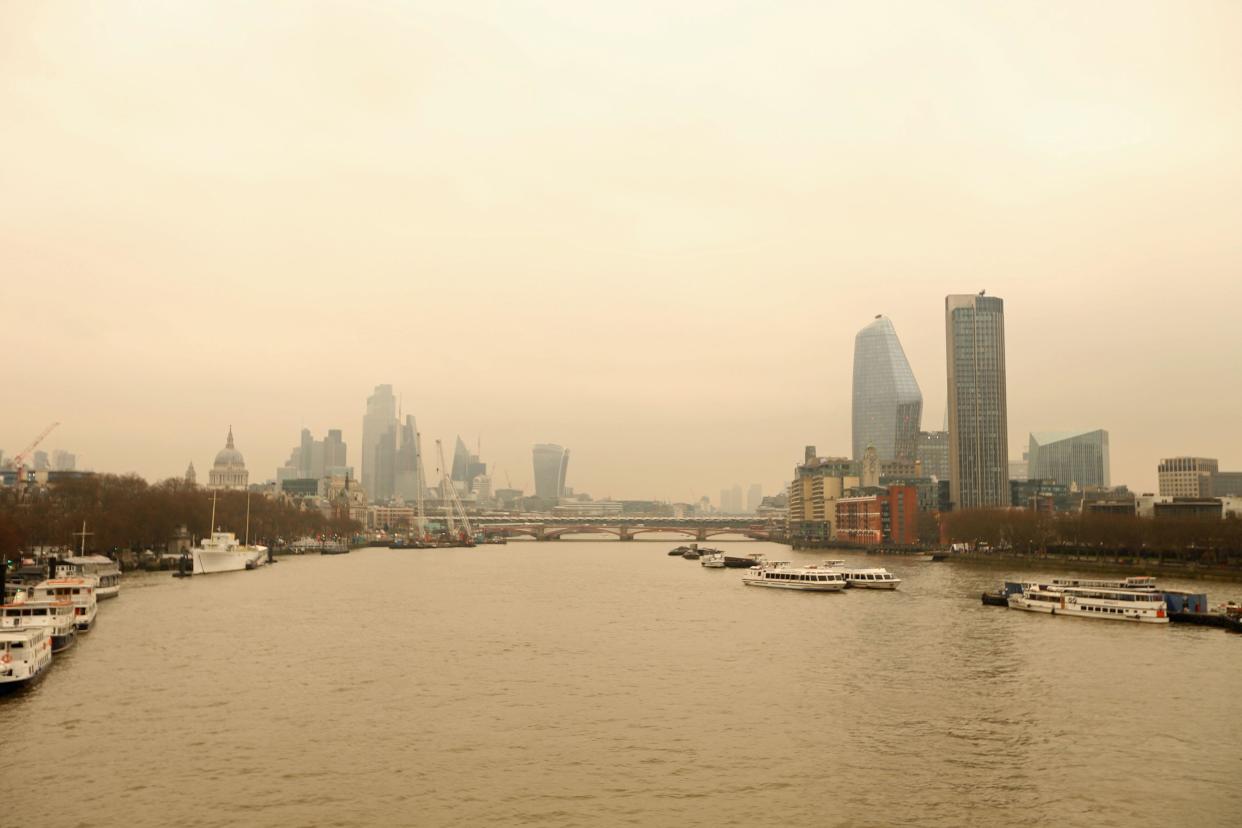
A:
[742, 563, 847, 591]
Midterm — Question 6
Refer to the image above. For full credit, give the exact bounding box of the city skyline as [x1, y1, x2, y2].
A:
[3, 3, 1241, 500]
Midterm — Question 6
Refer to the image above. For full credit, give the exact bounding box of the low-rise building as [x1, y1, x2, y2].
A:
[1010, 479, 1076, 512]
[1153, 498, 1223, 520]
[1081, 486, 1137, 516]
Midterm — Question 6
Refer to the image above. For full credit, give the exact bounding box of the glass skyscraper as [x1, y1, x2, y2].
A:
[946, 294, 1009, 509]
[851, 316, 923, 464]
[532, 443, 569, 500]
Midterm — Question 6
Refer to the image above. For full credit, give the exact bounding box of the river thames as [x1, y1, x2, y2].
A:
[3, 540, 1240, 827]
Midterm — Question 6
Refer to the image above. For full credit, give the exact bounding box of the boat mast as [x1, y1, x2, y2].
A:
[210, 491, 218, 534]
[414, 432, 427, 540]
[73, 521, 92, 556]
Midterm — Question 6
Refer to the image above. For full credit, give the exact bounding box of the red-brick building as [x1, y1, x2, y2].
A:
[835, 485, 919, 545]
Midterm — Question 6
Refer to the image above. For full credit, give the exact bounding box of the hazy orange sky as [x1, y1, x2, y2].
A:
[2, 1, 1240, 501]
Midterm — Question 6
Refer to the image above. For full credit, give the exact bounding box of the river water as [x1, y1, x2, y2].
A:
[3, 539, 1240, 827]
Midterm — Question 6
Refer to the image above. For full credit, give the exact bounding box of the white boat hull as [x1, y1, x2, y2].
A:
[1007, 596, 1168, 623]
[847, 580, 900, 590]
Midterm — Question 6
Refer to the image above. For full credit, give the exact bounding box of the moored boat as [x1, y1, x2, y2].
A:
[28, 578, 98, 632]
[58, 555, 122, 599]
[724, 553, 765, 569]
[742, 562, 847, 592]
[1007, 581, 1168, 623]
[0, 628, 54, 692]
[700, 553, 726, 568]
[1, 595, 78, 653]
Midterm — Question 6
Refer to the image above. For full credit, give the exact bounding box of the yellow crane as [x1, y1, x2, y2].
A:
[12, 421, 60, 484]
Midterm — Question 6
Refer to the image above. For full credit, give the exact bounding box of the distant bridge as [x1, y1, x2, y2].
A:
[472, 516, 775, 542]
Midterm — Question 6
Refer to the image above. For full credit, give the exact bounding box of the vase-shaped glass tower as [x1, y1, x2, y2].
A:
[851, 316, 924, 466]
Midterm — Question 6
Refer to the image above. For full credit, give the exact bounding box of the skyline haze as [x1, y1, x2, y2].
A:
[3, 2, 1241, 500]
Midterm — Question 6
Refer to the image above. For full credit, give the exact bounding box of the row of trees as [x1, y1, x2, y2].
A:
[0, 475, 360, 561]
[941, 509, 1242, 557]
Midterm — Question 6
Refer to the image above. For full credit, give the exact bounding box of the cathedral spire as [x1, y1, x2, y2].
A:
[226, 425, 235, 449]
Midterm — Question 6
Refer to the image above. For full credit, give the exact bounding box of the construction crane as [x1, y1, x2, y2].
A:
[12, 421, 60, 484]
[435, 439, 474, 544]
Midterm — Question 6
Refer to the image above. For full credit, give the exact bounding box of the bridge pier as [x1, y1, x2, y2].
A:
[696, 528, 708, 542]
[618, 527, 633, 542]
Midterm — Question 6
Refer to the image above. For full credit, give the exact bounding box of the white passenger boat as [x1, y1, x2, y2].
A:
[192, 531, 268, 574]
[1, 595, 78, 652]
[700, 553, 726, 568]
[29, 578, 98, 632]
[58, 555, 122, 599]
[191, 493, 268, 575]
[839, 567, 901, 589]
[742, 562, 847, 591]
[0, 628, 54, 691]
[1008, 582, 1168, 623]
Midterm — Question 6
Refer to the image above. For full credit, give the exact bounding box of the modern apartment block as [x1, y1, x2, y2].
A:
[945, 293, 1009, 509]
[835, 485, 919, 545]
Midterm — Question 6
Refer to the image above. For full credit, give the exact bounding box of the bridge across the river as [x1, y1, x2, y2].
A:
[472, 516, 774, 542]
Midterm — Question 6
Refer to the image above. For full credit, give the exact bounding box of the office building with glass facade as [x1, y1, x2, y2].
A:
[851, 316, 923, 464]
[1028, 429, 1110, 489]
[946, 294, 1009, 509]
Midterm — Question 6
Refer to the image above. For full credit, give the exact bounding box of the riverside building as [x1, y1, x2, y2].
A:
[945, 293, 1009, 509]
[1028, 430, 1109, 490]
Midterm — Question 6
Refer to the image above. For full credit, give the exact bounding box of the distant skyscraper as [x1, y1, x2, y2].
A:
[946, 294, 1009, 509]
[33, 450, 50, 471]
[185, 461, 196, 485]
[532, 444, 569, 500]
[394, 416, 426, 501]
[51, 450, 76, 471]
[852, 316, 923, 465]
[745, 483, 762, 514]
[1029, 431, 1109, 489]
[362, 384, 398, 500]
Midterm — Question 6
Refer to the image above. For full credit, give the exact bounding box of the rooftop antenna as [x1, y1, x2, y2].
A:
[979, 289, 986, 296]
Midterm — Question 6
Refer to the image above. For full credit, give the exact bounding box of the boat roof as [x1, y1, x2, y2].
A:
[841, 567, 894, 574]
[37, 578, 93, 587]
[0, 628, 45, 642]
[62, 555, 116, 565]
[2, 598, 73, 609]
